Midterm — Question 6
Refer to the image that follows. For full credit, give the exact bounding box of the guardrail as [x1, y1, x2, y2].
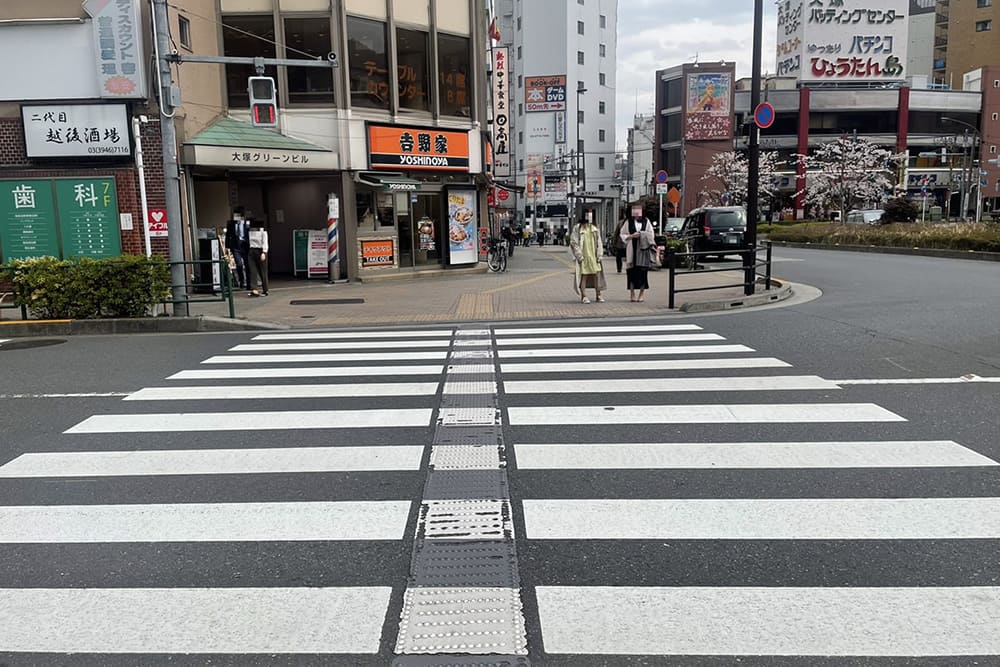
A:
[163, 258, 236, 319]
[665, 242, 773, 309]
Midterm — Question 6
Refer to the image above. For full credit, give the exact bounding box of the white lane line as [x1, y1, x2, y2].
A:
[0, 500, 411, 542]
[497, 333, 723, 346]
[497, 344, 754, 359]
[65, 409, 432, 433]
[126, 382, 439, 401]
[169, 365, 445, 380]
[501, 358, 791, 374]
[494, 325, 702, 335]
[523, 497, 1000, 540]
[535, 586, 1000, 656]
[230, 340, 451, 351]
[504, 375, 838, 394]
[508, 403, 905, 425]
[202, 351, 449, 363]
[0, 392, 130, 399]
[514, 441, 999, 470]
[254, 330, 453, 340]
[0, 445, 425, 478]
[0, 587, 392, 653]
[0, 339, 9, 345]
[836, 375, 1000, 385]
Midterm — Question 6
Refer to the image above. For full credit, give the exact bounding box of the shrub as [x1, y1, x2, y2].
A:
[768, 223, 1000, 252]
[3, 255, 171, 319]
[882, 197, 919, 223]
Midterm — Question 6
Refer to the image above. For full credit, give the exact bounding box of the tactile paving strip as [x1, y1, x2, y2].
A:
[432, 425, 502, 446]
[395, 587, 528, 655]
[430, 444, 504, 470]
[453, 338, 492, 347]
[418, 500, 511, 540]
[423, 470, 506, 500]
[410, 540, 519, 588]
[443, 378, 498, 395]
[454, 329, 492, 337]
[393, 656, 529, 667]
[439, 407, 499, 426]
[447, 363, 496, 374]
[451, 350, 494, 359]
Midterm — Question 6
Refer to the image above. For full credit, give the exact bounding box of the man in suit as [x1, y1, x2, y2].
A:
[224, 207, 250, 290]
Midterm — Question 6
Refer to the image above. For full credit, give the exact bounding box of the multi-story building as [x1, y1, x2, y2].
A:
[624, 114, 655, 203]
[935, 0, 1000, 89]
[1, 0, 491, 282]
[493, 0, 618, 234]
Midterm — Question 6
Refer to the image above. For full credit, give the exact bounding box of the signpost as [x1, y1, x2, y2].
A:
[655, 170, 668, 229]
[327, 194, 340, 282]
[753, 102, 775, 129]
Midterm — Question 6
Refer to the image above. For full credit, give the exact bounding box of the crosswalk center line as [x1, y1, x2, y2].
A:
[507, 403, 905, 425]
[65, 409, 432, 433]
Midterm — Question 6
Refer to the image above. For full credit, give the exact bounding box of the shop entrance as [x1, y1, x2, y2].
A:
[397, 193, 444, 267]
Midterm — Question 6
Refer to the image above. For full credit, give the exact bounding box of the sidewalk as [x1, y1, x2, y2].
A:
[188, 245, 789, 328]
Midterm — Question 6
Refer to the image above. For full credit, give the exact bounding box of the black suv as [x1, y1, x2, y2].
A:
[680, 206, 747, 257]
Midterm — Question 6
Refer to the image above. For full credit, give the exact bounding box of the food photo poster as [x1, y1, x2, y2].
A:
[447, 189, 478, 265]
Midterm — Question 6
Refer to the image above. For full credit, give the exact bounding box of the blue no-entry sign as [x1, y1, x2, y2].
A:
[754, 102, 775, 129]
[655, 170, 668, 184]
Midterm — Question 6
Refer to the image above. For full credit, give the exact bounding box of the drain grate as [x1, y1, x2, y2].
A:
[418, 500, 511, 540]
[433, 425, 502, 446]
[393, 654, 529, 666]
[395, 587, 528, 655]
[288, 298, 364, 305]
[438, 407, 499, 426]
[423, 470, 507, 500]
[430, 445, 503, 470]
[410, 540, 519, 588]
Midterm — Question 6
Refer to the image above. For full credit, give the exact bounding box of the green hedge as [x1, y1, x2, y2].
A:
[1, 255, 171, 319]
[765, 222, 1000, 252]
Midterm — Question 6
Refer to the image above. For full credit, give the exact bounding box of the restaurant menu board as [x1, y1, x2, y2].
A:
[54, 178, 121, 258]
[0, 180, 61, 260]
[447, 189, 477, 265]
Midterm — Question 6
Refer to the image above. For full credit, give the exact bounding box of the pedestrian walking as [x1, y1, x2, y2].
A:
[247, 223, 269, 297]
[570, 216, 606, 304]
[523, 228, 531, 247]
[223, 207, 250, 290]
[621, 205, 655, 302]
[612, 216, 628, 273]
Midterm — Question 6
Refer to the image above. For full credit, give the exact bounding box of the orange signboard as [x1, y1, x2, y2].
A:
[368, 123, 470, 172]
[361, 239, 394, 267]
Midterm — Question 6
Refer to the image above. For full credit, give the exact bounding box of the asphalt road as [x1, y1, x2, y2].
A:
[0, 247, 997, 666]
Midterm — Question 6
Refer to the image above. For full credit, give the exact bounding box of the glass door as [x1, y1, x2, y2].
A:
[395, 192, 414, 267]
[412, 194, 443, 266]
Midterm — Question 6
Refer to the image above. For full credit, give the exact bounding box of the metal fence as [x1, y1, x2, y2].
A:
[665, 242, 774, 310]
[163, 258, 236, 319]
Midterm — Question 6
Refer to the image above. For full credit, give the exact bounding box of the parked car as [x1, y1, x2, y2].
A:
[845, 209, 885, 225]
[680, 206, 747, 257]
[663, 218, 684, 238]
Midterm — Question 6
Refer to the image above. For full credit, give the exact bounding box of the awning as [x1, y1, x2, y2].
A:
[355, 172, 425, 191]
[181, 116, 337, 170]
[494, 180, 524, 193]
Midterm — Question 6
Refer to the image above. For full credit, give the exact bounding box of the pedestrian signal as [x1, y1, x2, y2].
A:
[248, 76, 278, 128]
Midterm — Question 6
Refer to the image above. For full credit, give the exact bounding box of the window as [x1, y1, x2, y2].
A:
[438, 33, 471, 116]
[577, 21, 584, 35]
[519, 159, 523, 171]
[598, 157, 605, 169]
[578, 0, 584, 4]
[517, 45, 522, 59]
[178, 15, 191, 50]
[518, 131, 522, 144]
[284, 18, 334, 104]
[598, 184, 605, 191]
[976, 20, 992, 31]
[517, 17, 521, 29]
[346, 16, 389, 110]
[577, 51, 584, 65]
[518, 75, 522, 88]
[577, 139, 583, 153]
[991, 144, 997, 153]
[599, 43, 606, 57]
[222, 15, 276, 108]
[599, 72, 606, 85]
[578, 110, 584, 123]
[993, 112, 999, 121]
[396, 27, 431, 111]
[977, 0, 991, 7]
[599, 14, 606, 28]
[518, 102, 523, 115]
[598, 101, 605, 114]
[598, 129, 605, 141]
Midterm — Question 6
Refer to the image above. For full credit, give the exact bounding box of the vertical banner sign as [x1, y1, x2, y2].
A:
[327, 194, 340, 280]
[307, 230, 328, 277]
[0, 180, 61, 261]
[83, 0, 148, 98]
[684, 72, 734, 141]
[54, 178, 122, 258]
[491, 48, 511, 177]
[554, 111, 566, 144]
[447, 190, 478, 265]
[147, 208, 168, 237]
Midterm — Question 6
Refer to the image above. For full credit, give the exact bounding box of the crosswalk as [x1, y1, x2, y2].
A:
[0, 320, 997, 662]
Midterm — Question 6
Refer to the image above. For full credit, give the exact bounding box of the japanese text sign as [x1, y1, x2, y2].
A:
[525, 75, 567, 113]
[368, 124, 470, 172]
[84, 0, 148, 98]
[684, 72, 733, 142]
[22, 104, 130, 158]
[0, 180, 61, 261]
[491, 47, 511, 177]
[147, 208, 168, 238]
[361, 239, 395, 267]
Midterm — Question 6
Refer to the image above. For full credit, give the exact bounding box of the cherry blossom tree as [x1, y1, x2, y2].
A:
[795, 135, 905, 222]
[700, 150, 782, 210]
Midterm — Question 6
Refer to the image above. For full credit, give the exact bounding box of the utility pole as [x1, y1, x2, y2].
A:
[744, 0, 763, 296]
[151, 0, 187, 315]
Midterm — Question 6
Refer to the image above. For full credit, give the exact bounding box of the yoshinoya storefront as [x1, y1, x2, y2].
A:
[350, 122, 487, 277]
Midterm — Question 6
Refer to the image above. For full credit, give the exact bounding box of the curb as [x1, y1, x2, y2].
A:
[0, 315, 283, 337]
[769, 240, 1000, 262]
[679, 279, 793, 313]
[358, 265, 489, 283]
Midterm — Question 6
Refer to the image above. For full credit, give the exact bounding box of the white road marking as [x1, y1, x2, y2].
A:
[65, 409, 432, 433]
[496, 333, 723, 346]
[254, 330, 453, 340]
[504, 375, 838, 394]
[202, 351, 449, 363]
[523, 497, 1000, 539]
[0, 392, 130, 399]
[514, 440, 998, 470]
[0, 500, 411, 542]
[230, 340, 451, 351]
[0, 339, 9, 345]
[508, 403, 905, 425]
[535, 586, 1000, 656]
[169, 365, 445, 380]
[500, 358, 791, 373]
[0, 445, 425, 478]
[836, 375, 1000, 385]
[126, 382, 439, 401]
[497, 344, 754, 359]
[0, 587, 391, 653]
[494, 325, 702, 335]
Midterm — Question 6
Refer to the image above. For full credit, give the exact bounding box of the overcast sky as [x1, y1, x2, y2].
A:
[614, 0, 779, 147]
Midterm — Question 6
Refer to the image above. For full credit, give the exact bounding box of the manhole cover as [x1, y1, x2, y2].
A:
[289, 298, 364, 305]
[0, 338, 66, 351]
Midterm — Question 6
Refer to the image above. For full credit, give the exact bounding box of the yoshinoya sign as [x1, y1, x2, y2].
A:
[491, 47, 511, 177]
[22, 104, 130, 158]
[776, 0, 908, 82]
[367, 124, 471, 171]
[525, 75, 567, 112]
[83, 0, 148, 99]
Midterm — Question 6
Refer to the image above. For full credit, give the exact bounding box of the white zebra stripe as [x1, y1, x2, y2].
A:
[65, 409, 432, 433]
[507, 403, 905, 425]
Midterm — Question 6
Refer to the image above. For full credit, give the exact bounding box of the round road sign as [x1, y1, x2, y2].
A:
[754, 102, 775, 129]
[655, 170, 668, 184]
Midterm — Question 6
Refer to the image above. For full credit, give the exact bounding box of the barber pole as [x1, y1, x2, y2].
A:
[327, 194, 340, 282]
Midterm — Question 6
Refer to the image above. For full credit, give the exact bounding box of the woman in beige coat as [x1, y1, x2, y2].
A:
[569, 216, 606, 303]
[620, 207, 656, 302]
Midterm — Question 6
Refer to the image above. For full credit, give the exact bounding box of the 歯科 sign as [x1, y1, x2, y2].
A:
[84, 0, 148, 98]
[525, 75, 567, 113]
[368, 124, 471, 172]
[0, 180, 61, 260]
[22, 104, 130, 158]
[54, 178, 122, 258]
[491, 47, 511, 177]
[361, 239, 395, 267]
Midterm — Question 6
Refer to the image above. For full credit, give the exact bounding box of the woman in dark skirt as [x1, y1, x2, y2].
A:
[620, 206, 656, 302]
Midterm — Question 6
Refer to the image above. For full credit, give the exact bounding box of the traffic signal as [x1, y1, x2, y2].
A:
[248, 76, 278, 127]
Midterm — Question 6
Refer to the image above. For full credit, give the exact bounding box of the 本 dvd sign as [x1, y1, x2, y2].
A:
[525, 75, 566, 113]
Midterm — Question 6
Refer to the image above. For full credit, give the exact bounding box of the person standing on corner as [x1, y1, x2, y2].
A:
[621, 204, 655, 302]
[224, 207, 250, 290]
[248, 221, 269, 297]
[612, 215, 628, 273]
[570, 215, 606, 304]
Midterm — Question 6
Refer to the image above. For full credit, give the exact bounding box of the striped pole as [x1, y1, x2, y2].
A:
[327, 194, 340, 282]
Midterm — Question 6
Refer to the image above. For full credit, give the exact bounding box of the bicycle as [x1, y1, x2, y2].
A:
[486, 236, 508, 272]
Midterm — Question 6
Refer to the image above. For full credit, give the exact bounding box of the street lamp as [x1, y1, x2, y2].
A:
[576, 85, 587, 221]
[942, 116, 982, 222]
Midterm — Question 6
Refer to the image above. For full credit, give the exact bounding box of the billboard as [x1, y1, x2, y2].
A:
[491, 48, 511, 177]
[525, 75, 567, 112]
[776, 1, 804, 78]
[684, 72, 733, 142]
[525, 154, 545, 199]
